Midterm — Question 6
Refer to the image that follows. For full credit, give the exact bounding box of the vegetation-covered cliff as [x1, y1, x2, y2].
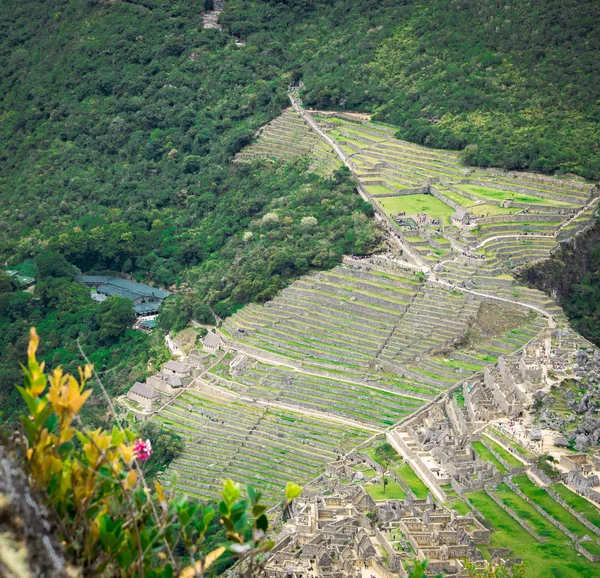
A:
[520, 219, 600, 346]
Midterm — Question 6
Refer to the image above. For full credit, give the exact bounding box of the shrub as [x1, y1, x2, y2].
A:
[17, 327, 301, 577]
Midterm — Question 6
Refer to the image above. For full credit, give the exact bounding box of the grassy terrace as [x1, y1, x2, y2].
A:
[208, 360, 425, 427]
[456, 184, 574, 207]
[481, 435, 525, 468]
[514, 475, 600, 540]
[224, 264, 425, 373]
[467, 489, 600, 577]
[376, 194, 455, 224]
[236, 107, 342, 176]
[472, 441, 507, 474]
[393, 463, 429, 498]
[156, 390, 371, 503]
[488, 427, 535, 459]
[551, 484, 600, 529]
[366, 479, 407, 500]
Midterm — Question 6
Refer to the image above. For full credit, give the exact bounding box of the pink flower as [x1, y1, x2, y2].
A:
[134, 438, 153, 461]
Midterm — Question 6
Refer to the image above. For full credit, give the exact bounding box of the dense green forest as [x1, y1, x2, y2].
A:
[0, 256, 169, 427]
[0, 0, 598, 424]
[294, 0, 599, 178]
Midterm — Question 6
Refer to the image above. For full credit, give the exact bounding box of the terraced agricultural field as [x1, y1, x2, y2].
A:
[376, 194, 455, 224]
[154, 390, 371, 503]
[306, 111, 596, 271]
[467, 489, 600, 577]
[158, 107, 596, 506]
[455, 184, 573, 207]
[155, 258, 549, 503]
[235, 107, 341, 176]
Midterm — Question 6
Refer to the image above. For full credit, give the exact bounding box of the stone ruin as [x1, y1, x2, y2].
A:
[265, 474, 491, 578]
[265, 486, 389, 578]
[382, 504, 489, 576]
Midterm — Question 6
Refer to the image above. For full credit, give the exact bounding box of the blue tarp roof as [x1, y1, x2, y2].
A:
[135, 302, 160, 314]
[76, 275, 170, 301]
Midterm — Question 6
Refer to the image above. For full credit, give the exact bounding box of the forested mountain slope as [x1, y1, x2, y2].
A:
[0, 0, 598, 424]
[292, 0, 599, 178]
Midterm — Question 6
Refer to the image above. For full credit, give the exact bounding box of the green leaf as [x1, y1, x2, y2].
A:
[21, 415, 38, 443]
[256, 513, 268, 532]
[221, 516, 235, 532]
[285, 482, 302, 501]
[252, 504, 267, 518]
[111, 426, 125, 446]
[44, 412, 59, 433]
[57, 440, 75, 457]
[222, 478, 240, 507]
[17, 386, 38, 416]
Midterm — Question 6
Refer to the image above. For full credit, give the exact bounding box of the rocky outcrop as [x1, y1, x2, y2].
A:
[0, 441, 72, 578]
[518, 219, 600, 302]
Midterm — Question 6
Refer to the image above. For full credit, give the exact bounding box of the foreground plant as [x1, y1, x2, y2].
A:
[18, 328, 299, 577]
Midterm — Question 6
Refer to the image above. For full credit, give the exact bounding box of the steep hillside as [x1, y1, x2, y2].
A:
[1, 0, 598, 428]
[221, 0, 600, 178]
[520, 221, 600, 345]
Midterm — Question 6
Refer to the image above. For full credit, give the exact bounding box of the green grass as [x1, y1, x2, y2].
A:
[434, 187, 476, 207]
[441, 357, 485, 372]
[467, 490, 600, 578]
[551, 484, 600, 529]
[514, 475, 599, 538]
[488, 428, 535, 459]
[375, 193, 455, 224]
[495, 483, 560, 539]
[392, 463, 429, 498]
[472, 441, 508, 474]
[467, 202, 523, 216]
[457, 184, 572, 207]
[366, 479, 407, 500]
[365, 184, 396, 196]
[482, 435, 524, 468]
[581, 540, 600, 556]
[448, 498, 471, 515]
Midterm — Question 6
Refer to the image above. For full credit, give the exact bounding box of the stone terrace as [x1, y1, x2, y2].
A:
[208, 357, 425, 427]
[154, 390, 370, 503]
[223, 264, 423, 371]
[235, 107, 341, 177]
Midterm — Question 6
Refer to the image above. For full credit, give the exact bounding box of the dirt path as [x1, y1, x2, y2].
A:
[195, 377, 383, 433]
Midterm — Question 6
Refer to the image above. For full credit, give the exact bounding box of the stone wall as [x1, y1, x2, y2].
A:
[504, 477, 599, 558]
[411, 455, 449, 501]
[227, 341, 302, 369]
[429, 185, 463, 212]
[484, 430, 535, 465]
[479, 437, 525, 474]
[463, 179, 587, 204]
[474, 214, 565, 226]
[529, 465, 556, 486]
[546, 485, 600, 538]
[483, 486, 547, 543]
[374, 527, 402, 572]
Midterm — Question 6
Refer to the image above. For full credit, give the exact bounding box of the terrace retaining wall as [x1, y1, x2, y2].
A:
[483, 485, 547, 542]
[429, 185, 464, 212]
[546, 486, 600, 538]
[474, 214, 566, 225]
[505, 478, 594, 548]
[462, 180, 587, 204]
